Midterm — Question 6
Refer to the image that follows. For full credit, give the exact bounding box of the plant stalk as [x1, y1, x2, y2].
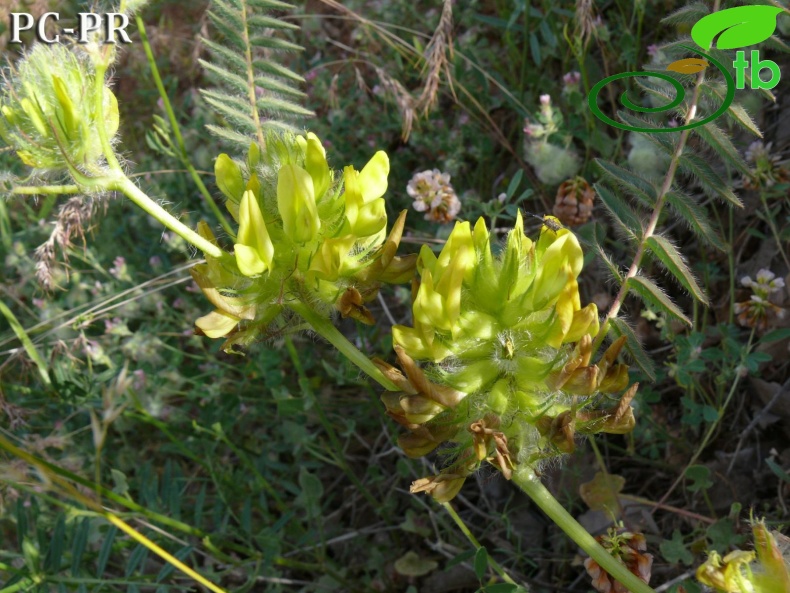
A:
[512, 468, 656, 593]
[135, 15, 235, 239]
[286, 301, 400, 392]
[108, 175, 229, 262]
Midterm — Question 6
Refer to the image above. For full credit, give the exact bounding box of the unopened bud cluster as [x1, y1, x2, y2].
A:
[0, 44, 119, 174]
[193, 133, 416, 351]
[376, 213, 638, 502]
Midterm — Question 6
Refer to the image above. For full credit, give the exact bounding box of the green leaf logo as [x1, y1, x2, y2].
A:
[691, 5, 782, 50]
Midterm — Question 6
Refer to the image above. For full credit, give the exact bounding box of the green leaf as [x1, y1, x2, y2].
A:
[45, 514, 66, 572]
[247, 14, 300, 30]
[474, 547, 489, 580]
[685, 465, 713, 493]
[665, 190, 727, 252]
[125, 543, 149, 577]
[611, 318, 656, 381]
[595, 241, 624, 283]
[70, 518, 90, 576]
[96, 525, 117, 577]
[629, 275, 692, 326]
[529, 32, 541, 66]
[200, 0, 309, 148]
[661, 2, 709, 27]
[296, 467, 324, 519]
[507, 170, 523, 199]
[660, 530, 693, 566]
[694, 122, 750, 176]
[678, 151, 742, 207]
[445, 549, 476, 569]
[645, 235, 709, 304]
[761, 328, 790, 344]
[594, 159, 657, 208]
[594, 184, 642, 241]
[766, 457, 790, 484]
[691, 6, 782, 50]
[707, 518, 746, 552]
[0, 300, 51, 386]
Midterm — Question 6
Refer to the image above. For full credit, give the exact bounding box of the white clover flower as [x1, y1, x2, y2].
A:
[755, 269, 785, 293]
[407, 169, 461, 223]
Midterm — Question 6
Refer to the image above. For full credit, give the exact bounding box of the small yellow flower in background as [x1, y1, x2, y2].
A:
[696, 519, 790, 593]
[386, 212, 638, 502]
[407, 169, 461, 223]
[192, 132, 416, 351]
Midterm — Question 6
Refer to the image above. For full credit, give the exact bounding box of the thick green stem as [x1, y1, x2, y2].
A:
[286, 301, 400, 392]
[512, 468, 656, 593]
[109, 175, 229, 262]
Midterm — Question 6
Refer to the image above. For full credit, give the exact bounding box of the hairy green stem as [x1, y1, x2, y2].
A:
[108, 175, 228, 261]
[512, 468, 656, 593]
[135, 15, 235, 239]
[287, 301, 400, 392]
[593, 0, 726, 354]
[11, 185, 79, 195]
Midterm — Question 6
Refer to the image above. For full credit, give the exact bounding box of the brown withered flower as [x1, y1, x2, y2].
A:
[553, 176, 595, 226]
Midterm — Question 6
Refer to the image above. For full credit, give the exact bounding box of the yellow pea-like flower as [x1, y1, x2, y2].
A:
[234, 190, 274, 277]
[277, 163, 320, 244]
[390, 213, 638, 503]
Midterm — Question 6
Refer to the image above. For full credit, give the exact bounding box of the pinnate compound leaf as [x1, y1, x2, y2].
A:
[677, 152, 742, 207]
[693, 122, 750, 176]
[629, 275, 692, 326]
[661, 2, 709, 27]
[594, 159, 657, 208]
[645, 235, 709, 305]
[594, 184, 642, 242]
[665, 190, 727, 252]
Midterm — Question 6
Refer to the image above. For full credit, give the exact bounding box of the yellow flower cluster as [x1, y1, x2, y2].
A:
[193, 133, 415, 351]
[377, 213, 638, 501]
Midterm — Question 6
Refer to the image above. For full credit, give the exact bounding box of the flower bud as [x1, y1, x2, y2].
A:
[0, 44, 119, 172]
[234, 190, 275, 277]
[277, 163, 320, 243]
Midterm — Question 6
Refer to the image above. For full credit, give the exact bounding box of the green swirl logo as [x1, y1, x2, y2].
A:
[588, 6, 783, 134]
